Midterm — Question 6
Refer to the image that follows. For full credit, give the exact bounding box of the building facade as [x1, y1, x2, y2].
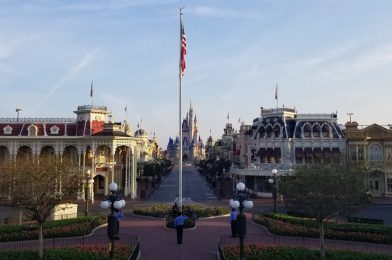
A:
[345, 121, 392, 197]
[0, 104, 155, 200]
[233, 107, 346, 197]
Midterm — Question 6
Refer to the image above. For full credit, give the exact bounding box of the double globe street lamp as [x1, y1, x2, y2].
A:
[229, 182, 253, 260]
[100, 182, 125, 260]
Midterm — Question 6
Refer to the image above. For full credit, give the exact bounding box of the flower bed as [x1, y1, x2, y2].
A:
[0, 216, 106, 242]
[133, 204, 229, 218]
[223, 245, 392, 260]
[253, 214, 392, 244]
[0, 245, 132, 260]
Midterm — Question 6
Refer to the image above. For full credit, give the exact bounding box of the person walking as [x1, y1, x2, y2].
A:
[175, 212, 188, 244]
[172, 202, 179, 215]
[230, 208, 238, 237]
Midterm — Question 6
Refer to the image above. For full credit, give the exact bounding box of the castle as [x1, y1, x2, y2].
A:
[167, 103, 204, 162]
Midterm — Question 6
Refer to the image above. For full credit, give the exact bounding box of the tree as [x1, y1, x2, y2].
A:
[0, 156, 80, 259]
[278, 163, 371, 259]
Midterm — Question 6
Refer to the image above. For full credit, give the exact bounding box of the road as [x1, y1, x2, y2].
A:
[148, 164, 218, 203]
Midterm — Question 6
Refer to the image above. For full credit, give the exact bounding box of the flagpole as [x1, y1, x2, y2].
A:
[178, 7, 184, 211]
[90, 80, 94, 107]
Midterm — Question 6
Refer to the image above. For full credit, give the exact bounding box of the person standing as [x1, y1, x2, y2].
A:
[175, 212, 188, 244]
[230, 208, 238, 237]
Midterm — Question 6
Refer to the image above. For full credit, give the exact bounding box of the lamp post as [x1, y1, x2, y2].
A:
[15, 108, 22, 122]
[229, 182, 253, 260]
[84, 170, 94, 217]
[268, 169, 278, 213]
[100, 182, 125, 260]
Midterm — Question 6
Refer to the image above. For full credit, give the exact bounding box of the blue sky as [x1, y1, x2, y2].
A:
[1, 0, 392, 147]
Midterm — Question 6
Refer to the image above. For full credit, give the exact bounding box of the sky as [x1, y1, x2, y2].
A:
[1, 0, 392, 148]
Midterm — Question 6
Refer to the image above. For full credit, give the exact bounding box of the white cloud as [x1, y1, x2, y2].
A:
[191, 6, 258, 19]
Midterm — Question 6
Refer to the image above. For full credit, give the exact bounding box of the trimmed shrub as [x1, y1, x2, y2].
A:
[0, 246, 132, 260]
[0, 215, 106, 242]
[223, 246, 392, 260]
[253, 214, 392, 244]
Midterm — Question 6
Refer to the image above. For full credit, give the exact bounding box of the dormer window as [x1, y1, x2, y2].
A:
[50, 125, 60, 135]
[303, 124, 311, 138]
[28, 124, 38, 136]
[3, 125, 12, 135]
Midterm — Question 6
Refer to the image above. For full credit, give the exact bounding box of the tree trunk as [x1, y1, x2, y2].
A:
[18, 208, 23, 225]
[38, 223, 43, 259]
[320, 222, 325, 259]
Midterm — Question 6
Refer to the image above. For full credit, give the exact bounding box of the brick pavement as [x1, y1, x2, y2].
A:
[93, 212, 264, 260]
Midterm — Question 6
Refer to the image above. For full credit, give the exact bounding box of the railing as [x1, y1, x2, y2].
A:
[0, 234, 140, 258]
[0, 118, 75, 123]
[77, 105, 108, 111]
[218, 234, 392, 256]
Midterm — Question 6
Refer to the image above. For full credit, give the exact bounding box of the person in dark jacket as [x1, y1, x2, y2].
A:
[230, 208, 238, 237]
[175, 212, 188, 244]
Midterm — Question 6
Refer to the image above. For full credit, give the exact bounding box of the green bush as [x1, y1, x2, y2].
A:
[133, 204, 229, 218]
[223, 246, 392, 260]
[0, 246, 132, 260]
[165, 215, 195, 229]
[267, 213, 392, 235]
[254, 214, 392, 244]
[0, 216, 106, 242]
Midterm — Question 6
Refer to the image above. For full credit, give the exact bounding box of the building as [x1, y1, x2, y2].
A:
[0, 104, 156, 200]
[345, 121, 392, 197]
[232, 107, 346, 197]
[167, 103, 204, 162]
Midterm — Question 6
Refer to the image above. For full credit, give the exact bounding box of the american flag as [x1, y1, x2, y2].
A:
[180, 18, 186, 77]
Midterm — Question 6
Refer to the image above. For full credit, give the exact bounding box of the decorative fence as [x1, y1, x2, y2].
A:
[0, 234, 140, 259]
[218, 234, 392, 259]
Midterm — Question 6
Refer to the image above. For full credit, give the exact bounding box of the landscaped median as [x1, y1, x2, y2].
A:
[133, 203, 229, 229]
[0, 215, 106, 242]
[0, 245, 133, 260]
[222, 245, 392, 260]
[253, 213, 392, 244]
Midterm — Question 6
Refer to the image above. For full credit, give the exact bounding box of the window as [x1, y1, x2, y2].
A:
[266, 125, 273, 138]
[313, 125, 320, 137]
[28, 124, 38, 136]
[322, 125, 330, 138]
[369, 144, 383, 161]
[387, 178, 392, 192]
[50, 125, 60, 135]
[273, 125, 280, 138]
[3, 125, 12, 135]
[303, 124, 311, 137]
[258, 127, 265, 138]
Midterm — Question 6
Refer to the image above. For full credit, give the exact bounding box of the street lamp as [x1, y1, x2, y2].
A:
[268, 169, 278, 213]
[100, 182, 125, 260]
[84, 170, 94, 216]
[229, 182, 253, 260]
[15, 108, 22, 122]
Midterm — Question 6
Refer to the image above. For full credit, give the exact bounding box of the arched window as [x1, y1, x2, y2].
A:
[266, 125, 273, 138]
[322, 124, 330, 138]
[258, 126, 265, 138]
[303, 124, 311, 138]
[28, 124, 38, 136]
[273, 125, 280, 138]
[312, 124, 320, 137]
[369, 144, 383, 161]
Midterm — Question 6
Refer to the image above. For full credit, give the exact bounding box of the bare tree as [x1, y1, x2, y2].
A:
[279, 163, 371, 259]
[1, 156, 80, 259]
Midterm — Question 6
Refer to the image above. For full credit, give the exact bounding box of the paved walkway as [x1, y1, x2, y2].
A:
[93, 212, 264, 260]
